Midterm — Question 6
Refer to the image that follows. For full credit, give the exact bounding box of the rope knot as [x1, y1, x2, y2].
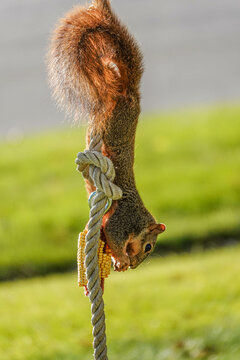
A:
[75, 150, 122, 200]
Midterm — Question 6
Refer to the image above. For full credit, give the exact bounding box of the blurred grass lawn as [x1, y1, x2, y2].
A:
[0, 105, 240, 279]
[0, 245, 240, 360]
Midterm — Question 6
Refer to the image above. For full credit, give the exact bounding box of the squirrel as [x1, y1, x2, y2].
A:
[47, 0, 166, 272]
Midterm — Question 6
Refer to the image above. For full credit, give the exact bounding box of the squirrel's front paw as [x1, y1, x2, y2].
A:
[113, 256, 130, 272]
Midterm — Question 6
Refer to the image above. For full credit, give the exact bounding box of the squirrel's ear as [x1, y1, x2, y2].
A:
[148, 223, 166, 235]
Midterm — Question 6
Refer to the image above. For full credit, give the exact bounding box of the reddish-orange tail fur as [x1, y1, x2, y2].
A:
[47, 0, 142, 131]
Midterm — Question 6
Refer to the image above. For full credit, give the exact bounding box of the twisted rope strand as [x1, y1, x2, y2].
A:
[76, 134, 122, 360]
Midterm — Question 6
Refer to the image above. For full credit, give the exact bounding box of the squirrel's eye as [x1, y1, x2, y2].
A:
[144, 243, 152, 253]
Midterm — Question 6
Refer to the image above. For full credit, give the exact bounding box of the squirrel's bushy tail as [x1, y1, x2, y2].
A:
[47, 0, 143, 130]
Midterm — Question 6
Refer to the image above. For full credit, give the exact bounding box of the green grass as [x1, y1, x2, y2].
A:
[0, 105, 240, 279]
[0, 245, 240, 359]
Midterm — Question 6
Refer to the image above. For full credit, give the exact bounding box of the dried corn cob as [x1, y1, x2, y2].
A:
[77, 229, 112, 294]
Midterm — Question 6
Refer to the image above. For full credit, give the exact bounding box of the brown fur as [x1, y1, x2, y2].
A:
[47, 0, 165, 271]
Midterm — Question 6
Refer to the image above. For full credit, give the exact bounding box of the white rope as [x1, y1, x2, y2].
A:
[75, 134, 122, 360]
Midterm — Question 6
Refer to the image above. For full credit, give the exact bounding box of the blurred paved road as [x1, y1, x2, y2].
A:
[0, 0, 240, 138]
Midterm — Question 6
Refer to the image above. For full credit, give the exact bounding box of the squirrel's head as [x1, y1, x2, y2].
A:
[125, 223, 166, 269]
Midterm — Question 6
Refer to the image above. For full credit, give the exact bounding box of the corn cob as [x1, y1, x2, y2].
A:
[77, 229, 112, 294]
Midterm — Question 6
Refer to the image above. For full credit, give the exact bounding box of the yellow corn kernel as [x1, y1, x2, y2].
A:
[77, 229, 88, 287]
[77, 229, 112, 291]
